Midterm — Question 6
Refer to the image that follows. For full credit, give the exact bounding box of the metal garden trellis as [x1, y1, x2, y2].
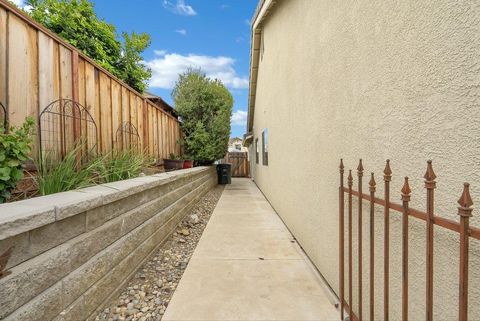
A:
[38, 99, 97, 162]
[115, 121, 140, 151]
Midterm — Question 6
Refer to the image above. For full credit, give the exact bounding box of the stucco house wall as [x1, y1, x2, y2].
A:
[248, 0, 480, 320]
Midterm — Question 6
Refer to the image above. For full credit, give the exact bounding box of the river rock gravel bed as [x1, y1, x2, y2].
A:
[94, 185, 225, 321]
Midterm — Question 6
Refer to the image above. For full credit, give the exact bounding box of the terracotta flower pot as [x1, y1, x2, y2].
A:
[183, 160, 194, 169]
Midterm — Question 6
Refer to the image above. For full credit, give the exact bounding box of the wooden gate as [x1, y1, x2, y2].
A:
[224, 152, 249, 177]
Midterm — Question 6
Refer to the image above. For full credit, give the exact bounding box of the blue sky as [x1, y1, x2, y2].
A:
[95, 0, 257, 138]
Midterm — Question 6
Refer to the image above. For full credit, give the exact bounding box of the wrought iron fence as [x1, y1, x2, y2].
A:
[339, 159, 478, 321]
[38, 99, 97, 161]
[115, 121, 140, 151]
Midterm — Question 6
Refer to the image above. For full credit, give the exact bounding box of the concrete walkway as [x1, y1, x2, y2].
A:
[163, 178, 340, 321]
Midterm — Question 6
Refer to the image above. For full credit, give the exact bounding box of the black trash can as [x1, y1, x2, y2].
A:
[216, 163, 232, 185]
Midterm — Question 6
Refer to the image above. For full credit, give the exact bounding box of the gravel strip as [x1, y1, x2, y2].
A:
[95, 185, 225, 321]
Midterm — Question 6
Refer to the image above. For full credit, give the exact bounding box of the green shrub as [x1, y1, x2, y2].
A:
[0, 117, 35, 203]
[172, 69, 233, 165]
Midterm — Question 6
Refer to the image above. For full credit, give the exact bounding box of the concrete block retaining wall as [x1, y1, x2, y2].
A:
[0, 166, 217, 321]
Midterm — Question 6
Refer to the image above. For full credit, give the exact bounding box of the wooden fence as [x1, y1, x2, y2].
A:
[339, 159, 478, 321]
[0, 0, 181, 162]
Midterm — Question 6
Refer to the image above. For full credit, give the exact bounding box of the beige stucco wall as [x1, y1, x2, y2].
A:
[250, 1, 480, 320]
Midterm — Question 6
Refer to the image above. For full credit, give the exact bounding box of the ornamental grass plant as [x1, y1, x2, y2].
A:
[36, 145, 146, 196]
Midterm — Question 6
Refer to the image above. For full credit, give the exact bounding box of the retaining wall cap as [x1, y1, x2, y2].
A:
[76, 185, 121, 202]
[0, 202, 55, 241]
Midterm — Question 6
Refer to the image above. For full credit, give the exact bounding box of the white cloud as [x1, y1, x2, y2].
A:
[145, 51, 249, 90]
[231, 110, 248, 126]
[175, 29, 187, 36]
[154, 50, 167, 56]
[163, 0, 197, 16]
[10, 0, 32, 12]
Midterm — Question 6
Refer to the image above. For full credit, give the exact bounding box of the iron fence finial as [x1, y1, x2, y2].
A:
[458, 183, 473, 217]
[340, 159, 344, 174]
[357, 159, 364, 175]
[384, 159, 392, 181]
[369, 172, 376, 192]
[424, 160, 437, 182]
[348, 170, 353, 187]
[402, 177, 412, 202]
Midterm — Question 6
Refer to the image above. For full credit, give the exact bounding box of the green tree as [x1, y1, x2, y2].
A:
[26, 0, 151, 93]
[172, 69, 233, 165]
[115, 32, 152, 93]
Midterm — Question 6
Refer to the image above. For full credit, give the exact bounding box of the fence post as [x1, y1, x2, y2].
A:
[401, 177, 411, 321]
[458, 183, 473, 321]
[424, 160, 436, 321]
[369, 173, 376, 321]
[383, 160, 392, 321]
[339, 159, 345, 321]
[357, 159, 364, 321]
[348, 170, 353, 320]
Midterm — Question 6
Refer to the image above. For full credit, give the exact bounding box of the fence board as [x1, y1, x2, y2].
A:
[38, 32, 60, 155]
[58, 45, 72, 100]
[137, 98, 144, 150]
[77, 59, 86, 107]
[111, 80, 121, 149]
[8, 14, 38, 126]
[159, 112, 165, 158]
[152, 108, 158, 160]
[166, 114, 171, 156]
[170, 118, 174, 154]
[59, 45, 75, 151]
[83, 61, 96, 152]
[164, 114, 170, 156]
[38, 33, 55, 110]
[159, 110, 163, 159]
[146, 106, 151, 155]
[78, 59, 87, 145]
[129, 93, 137, 146]
[7, 13, 39, 158]
[158, 111, 163, 159]
[99, 73, 112, 152]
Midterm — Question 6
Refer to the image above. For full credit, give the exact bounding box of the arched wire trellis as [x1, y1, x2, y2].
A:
[116, 121, 140, 151]
[0, 102, 6, 132]
[38, 99, 97, 164]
